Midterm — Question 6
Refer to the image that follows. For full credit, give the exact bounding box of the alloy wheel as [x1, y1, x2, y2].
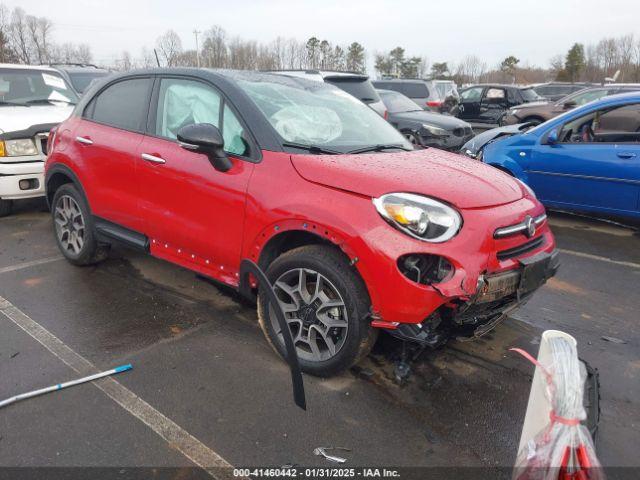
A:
[270, 268, 349, 362]
[54, 195, 86, 255]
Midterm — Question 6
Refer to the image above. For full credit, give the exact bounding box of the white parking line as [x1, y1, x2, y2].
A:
[559, 249, 640, 269]
[0, 295, 233, 478]
[0, 256, 64, 275]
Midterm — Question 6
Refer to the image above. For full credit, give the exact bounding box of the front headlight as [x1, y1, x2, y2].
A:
[0, 139, 38, 157]
[373, 193, 462, 243]
[421, 124, 448, 136]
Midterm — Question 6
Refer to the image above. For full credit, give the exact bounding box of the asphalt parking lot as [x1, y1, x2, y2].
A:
[1, 199, 639, 477]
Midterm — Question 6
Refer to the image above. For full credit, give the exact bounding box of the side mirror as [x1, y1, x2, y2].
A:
[546, 128, 559, 145]
[177, 123, 232, 172]
[562, 100, 576, 109]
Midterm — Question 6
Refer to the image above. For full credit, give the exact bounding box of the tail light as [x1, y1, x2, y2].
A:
[426, 101, 442, 108]
[383, 109, 388, 120]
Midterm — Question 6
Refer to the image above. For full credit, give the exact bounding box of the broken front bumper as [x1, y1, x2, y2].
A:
[388, 249, 560, 346]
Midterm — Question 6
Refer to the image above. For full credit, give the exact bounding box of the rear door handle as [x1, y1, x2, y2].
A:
[75, 136, 93, 145]
[617, 152, 636, 159]
[141, 153, 166, 164]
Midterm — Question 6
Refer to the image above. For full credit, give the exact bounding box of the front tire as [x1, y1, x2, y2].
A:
[0, 199, 13, 217]
[51, 183, 108, 266]
[258, 245, 377, 377]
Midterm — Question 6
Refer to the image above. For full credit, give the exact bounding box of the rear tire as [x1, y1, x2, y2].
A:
[0, 199, 13, 217]
[51, 183, 108, 266]
[258, 245, 377, 377]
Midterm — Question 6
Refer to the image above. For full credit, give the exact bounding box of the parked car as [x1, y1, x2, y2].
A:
[377, 89, 473, 150]
[266, 70, 386, 117]
[501, 84, 640, 126]
[456, 84, 543, 125]
[532, 82, 593, 101]
[50, 63, 111, 96]
[482, 92, 640, 220]
[0, 63, 77, 216]
[461, 122, 537, 160]
[45, 69, 558, 376]
[372, 78, 444, 112]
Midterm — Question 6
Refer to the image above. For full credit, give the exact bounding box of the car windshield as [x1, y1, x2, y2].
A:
[67, 71, 110, 94]
[0, 69, 78, 105]
[520, 88, 542, 102]
[560, 89, 607, 106]
[379, 90, 422, 113]
[324, 77, 381, 104]
[237, 76, 411, 152]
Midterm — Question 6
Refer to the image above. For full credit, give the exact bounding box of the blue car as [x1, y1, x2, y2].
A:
[482, 92, 640, 220]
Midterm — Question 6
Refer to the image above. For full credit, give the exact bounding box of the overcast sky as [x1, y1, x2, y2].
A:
[5, 0, 640, 69]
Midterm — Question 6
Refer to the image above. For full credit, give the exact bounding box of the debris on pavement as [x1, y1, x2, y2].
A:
[313, 447, 351, 464]
[0, 364, 133, 409]
[600, 335, 626, 344]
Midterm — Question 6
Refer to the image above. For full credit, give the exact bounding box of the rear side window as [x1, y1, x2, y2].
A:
[88, 78, 151, 131]
[401, 82, 429, 98]
[325, 77, 380, 104]
[460, 87, 483, 101]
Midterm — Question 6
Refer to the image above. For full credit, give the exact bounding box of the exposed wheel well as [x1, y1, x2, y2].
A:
[258, 230, 335, 270]
[46, 172, 74, 206]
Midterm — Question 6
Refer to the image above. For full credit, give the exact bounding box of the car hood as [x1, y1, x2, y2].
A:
[0, 105, 74, 134]
[461, 124, 530, 155]
[392, 110, 470, 129]
[291, 149, 523, 209]
[514, 100, 549, 109]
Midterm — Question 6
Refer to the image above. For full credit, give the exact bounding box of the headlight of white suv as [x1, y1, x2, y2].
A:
[1, 139, 38, 157]
[421, 124, 448, 136]
[373, 193, 462, 243]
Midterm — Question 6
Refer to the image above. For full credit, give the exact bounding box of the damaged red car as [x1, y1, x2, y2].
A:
[45, 69, 559, 376]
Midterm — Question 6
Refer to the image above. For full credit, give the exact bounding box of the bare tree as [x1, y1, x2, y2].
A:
[9, 7, 32, 63]
[156, 30, 183, 67]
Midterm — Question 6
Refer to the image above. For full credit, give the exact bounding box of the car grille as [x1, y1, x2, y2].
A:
[36, 132, 49, 155]
[497, 236, 545, 261]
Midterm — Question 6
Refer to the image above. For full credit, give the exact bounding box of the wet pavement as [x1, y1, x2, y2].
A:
[1, 199, 639, 476]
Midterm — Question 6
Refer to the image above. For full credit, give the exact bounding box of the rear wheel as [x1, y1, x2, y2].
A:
[0, 199, 13, 217]
[258, 245, 377, 377]
[52, 184, 108, 266]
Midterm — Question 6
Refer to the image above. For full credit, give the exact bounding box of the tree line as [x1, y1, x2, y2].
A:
[1, 2, 639, 86]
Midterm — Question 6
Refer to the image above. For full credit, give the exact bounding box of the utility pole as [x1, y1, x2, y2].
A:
[193, 29, 201, 67]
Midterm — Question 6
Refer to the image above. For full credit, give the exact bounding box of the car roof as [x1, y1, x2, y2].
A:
[0, 63, 58, 72]
[465, 83, 534, 90]
[51, 64, 110, 73]
[263, 69, 369, 81]
[373, 78, 430, 83]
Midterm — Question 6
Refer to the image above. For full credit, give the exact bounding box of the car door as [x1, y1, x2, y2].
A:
[457, 86, 484, 121]
[74, 76, 153, 232]
[478, 87, 508, 124]
[528, 102, 640, 215]
[137, 76, 256, 280]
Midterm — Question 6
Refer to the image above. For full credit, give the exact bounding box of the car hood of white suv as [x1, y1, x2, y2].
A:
[0, 104, 74, 134]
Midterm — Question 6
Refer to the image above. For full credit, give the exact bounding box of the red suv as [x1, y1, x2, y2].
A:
[45, 69, 559, 376]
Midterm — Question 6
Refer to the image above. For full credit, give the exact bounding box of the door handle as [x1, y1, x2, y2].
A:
[75, 136, 93, 145]
[141, 153, 166, 164]
[617, 152, 636, 159]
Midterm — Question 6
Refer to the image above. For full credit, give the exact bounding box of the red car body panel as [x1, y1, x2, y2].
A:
[47, 114, 555, 328]
[291, 149, 523, 208]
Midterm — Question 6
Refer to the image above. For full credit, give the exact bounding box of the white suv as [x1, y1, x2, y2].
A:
[0, 64, 77, 216]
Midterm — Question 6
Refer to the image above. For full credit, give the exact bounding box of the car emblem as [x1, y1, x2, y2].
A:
[524, 215, 536, 238]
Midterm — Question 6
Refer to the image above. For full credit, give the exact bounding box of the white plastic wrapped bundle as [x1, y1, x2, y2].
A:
[512, 333, 604, 480]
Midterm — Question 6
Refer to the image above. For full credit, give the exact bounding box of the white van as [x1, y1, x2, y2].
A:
[0, 64, 77, 216]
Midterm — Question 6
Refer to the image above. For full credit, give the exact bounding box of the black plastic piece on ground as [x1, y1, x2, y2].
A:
[386, 323, 447, 348]
[240, 259, 306, 411]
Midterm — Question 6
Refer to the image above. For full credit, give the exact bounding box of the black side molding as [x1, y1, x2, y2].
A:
[94, 217, 149, 252]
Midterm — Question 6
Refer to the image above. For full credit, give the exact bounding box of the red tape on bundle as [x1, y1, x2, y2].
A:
[509, 348, 580, 428]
